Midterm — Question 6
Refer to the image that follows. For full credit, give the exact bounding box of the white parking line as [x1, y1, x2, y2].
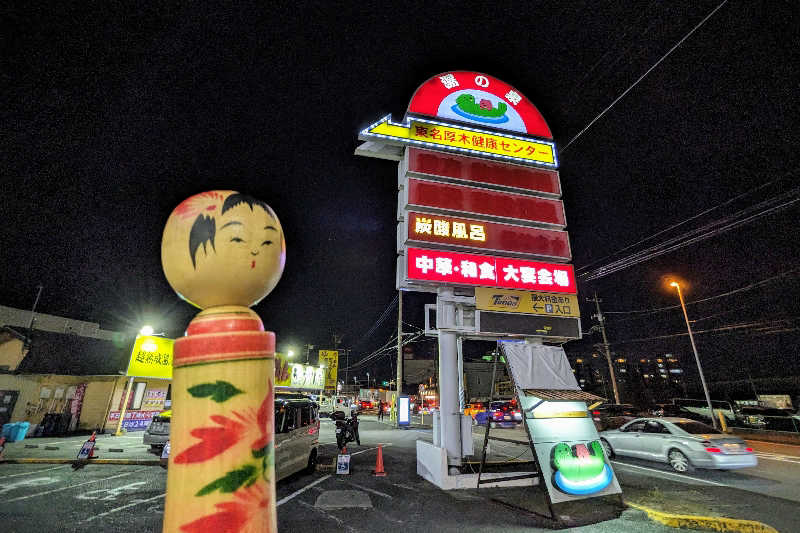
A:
[1, 465, 69, 478]
[611, 461, 729, 487]
[83, 493, 165, 522]
[277, 475, 331, 506]
[351, 444, 392, 457]
[6, 468, 146, 503]
[754, 453, 800, 464]
[346, 481, 392, 499]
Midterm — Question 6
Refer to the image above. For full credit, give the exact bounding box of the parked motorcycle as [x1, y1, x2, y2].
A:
[332, 410, 360, 450]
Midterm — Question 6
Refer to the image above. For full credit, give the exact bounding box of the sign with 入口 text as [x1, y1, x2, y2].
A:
[360, 115, 557, 168]
[406, 212, 571, 261]
[405, 247, 576, 293]
[126, 335, 174, 379]
[476, 288, 579, 317]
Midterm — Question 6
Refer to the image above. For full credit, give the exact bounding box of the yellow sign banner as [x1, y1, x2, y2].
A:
[126, 335, 174, 379]
[317, 350, 339, 390]
[476, 288, 580, 318]
[361, 115, 557, 167]
[274, 354, 325, 390]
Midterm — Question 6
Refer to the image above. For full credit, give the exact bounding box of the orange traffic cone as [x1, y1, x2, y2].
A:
[373, 445, 386, 476]
[88, 431, 97, 458]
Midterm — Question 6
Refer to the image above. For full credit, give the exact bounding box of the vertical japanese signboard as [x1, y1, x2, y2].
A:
[318, 350, 339, 390]
[357, 71, 579, 341]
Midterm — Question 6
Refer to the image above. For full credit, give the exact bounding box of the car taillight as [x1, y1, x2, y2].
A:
[705, 447, 722, 453]
[494, 410, 503, 419]
[592, 411, 600, 416]
[745, 447, 753, 452]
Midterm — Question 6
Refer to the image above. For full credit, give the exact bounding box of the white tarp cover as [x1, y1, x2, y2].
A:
[501, 343, 579, 391]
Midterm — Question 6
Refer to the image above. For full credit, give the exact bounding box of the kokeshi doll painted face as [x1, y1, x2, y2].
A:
[161, 191, 286, 309]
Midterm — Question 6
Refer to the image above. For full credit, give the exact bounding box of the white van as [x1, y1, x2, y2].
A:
[319, 395, 356, 418]
[275, 393, 320, 481]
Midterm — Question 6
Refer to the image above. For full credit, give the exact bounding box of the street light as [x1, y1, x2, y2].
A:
[366, 372, 370, 389]
[287, 349, 295, 358]
[140, 325, 154, 336]
[670, 281, 717, 429]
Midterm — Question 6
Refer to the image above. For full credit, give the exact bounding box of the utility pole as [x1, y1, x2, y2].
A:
[396, 290, 403, 426]
[23, 285, 43, 354]
[589, 291, 620, 404]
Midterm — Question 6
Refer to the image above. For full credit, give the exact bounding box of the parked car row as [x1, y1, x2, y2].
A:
[143, 392, 320, 482]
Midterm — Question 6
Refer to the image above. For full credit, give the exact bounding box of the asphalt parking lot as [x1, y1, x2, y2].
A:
[3, 418, 798, 532]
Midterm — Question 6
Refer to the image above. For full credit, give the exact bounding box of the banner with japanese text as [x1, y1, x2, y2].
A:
[126, 335, 174, 379]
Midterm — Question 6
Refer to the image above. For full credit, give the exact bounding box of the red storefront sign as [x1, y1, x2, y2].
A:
[406, 247, 576, 293]
[407, 71, 553, 138]
[407, 148, 560, 196]
[406, 178, 565, 228]
[406, 212, 571, 260]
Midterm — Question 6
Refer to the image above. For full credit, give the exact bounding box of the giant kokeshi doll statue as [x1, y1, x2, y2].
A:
[161, 191, 285, 533]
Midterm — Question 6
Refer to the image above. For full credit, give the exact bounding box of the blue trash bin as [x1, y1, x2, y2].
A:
[13, 422, 30, 442]
[3, 422, 19, 442]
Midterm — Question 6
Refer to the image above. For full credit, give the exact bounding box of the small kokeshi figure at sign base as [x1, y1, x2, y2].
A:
[161, 190, 285, 533]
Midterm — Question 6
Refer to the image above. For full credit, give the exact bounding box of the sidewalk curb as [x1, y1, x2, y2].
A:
[1, 458, 161, 465]
[626, 501, 778, 533]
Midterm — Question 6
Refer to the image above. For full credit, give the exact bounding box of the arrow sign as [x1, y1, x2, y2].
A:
[359, 115, 557, 168]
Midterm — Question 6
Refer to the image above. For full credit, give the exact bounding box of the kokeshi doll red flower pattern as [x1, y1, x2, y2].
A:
[161, 191, 285, 533]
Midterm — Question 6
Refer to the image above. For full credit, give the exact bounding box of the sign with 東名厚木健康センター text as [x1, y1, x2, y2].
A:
[360, 115, 557, 168]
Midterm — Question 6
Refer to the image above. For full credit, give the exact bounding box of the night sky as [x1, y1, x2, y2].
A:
[3, 2, 798, 384]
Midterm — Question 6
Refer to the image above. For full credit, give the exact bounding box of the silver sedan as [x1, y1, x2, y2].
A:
[600, 417, 757, 473]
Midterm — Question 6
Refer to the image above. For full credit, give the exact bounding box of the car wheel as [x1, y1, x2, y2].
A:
[668, 449, 694, 473]
[305, 449, 318, 475]
[600, 438, 614, 459]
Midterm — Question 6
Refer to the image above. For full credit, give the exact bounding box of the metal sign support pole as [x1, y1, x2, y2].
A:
[438, 287, 462, 467]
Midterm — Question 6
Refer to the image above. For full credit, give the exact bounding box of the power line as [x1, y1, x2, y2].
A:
[351, 294, 398, 350]
[561, 0, 728, 153]
[608, 318, 798, 345]
[603, 268, 798, 316]
[581, 192, 799, 281]
[576, 170, 797, 274]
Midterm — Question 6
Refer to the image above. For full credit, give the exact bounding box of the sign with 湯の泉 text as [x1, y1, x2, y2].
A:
[126, 335, 174, 379]
[476, 288, 579, 317]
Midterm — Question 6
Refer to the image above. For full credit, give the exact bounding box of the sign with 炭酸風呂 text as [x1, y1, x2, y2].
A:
[406, 212, 571, 261]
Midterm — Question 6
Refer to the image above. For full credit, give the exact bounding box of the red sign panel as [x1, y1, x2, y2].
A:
[407, 179, 565, 228]
[407, 148, 560, 196]
[406, 247, 577, 293]
[406, 212, 571, 260]
[406, 71, 552, 138]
